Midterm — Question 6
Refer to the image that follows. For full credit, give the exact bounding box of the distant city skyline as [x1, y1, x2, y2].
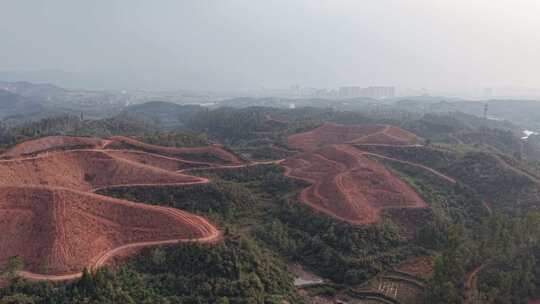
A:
[4, 71, 540, 101]
[2, 1, 540, 92]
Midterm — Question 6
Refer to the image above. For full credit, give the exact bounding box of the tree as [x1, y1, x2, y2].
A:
[0, 294, 37, 304]
[78, 268, 95, 295]
[425, 255, 461, 304]
[3, 256, 24, 278]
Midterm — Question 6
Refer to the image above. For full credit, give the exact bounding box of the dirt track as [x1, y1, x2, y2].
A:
[178, 159, 284, 173]
[105, 136, 243, 165]
[282, 123, 459, 225]
[0, 126, 492, 280]
[463, 265, 483, 304]
[282, 146, 461, 225]
[0, 135, 289, 281]
[0, 185, 220, 280]
[287, 123, 422, 151]
[0, 136, 252, 281]
[361, 151, 456, 184]
[16, 204, 221, 282]
[282, 144, 429, 225]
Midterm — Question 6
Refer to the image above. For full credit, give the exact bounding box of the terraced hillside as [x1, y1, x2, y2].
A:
[282, 144, 428, 225]
[0, 186, 217, 276]
[0, 135, 240, 280]
[353, 144, 540, 213]
[282, 123, 434, 226]
[287, 123, 422, 151]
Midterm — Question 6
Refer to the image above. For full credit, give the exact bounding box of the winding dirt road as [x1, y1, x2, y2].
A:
[280, 142, 462, 226]
[361, 151, 456, 184]
[178, 159, 284, 173]
[17, 207, 221, 282]
[463, 265, 483, 304]
[12, 156, 280, 282]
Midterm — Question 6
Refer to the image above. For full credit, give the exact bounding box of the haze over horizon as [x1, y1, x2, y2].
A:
[2, 0, 540, 93]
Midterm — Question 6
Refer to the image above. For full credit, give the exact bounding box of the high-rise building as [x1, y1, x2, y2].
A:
[339, 86, 362, 98]
[360, 86, 395, 99]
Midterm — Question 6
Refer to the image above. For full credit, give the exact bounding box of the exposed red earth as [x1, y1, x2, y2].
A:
[287, 123, 422, 151]
[2, 135, 242, 166]
[0, 150, 206, 192]
[179, 159, 284, 173]
[362, 151, 456, 184]
[0, 136, 240, 281]
[282, 144, 428, 225]
[463, 265, 484, 304]
[1, 136, 107, 159]
[104, 150, 212, 171]
[282, 123, 454, 225]
[105, 136, 243, 165]
[0, 186, 218, 276]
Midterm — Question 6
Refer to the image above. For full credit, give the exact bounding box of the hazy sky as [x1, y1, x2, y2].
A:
[2, 0, 540, 91]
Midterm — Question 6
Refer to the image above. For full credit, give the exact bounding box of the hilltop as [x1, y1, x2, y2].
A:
[0, 135, 236, 279]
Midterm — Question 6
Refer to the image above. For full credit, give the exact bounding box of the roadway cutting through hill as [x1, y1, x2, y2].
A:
[281, 144, 431, 225]
[16, 160, 285, 282]
[0, 135, 291, 282]
[16, 197, 221, 282]
[0, 136, 248, 281]
[463, 265, 484, 304]
[282, 123, 460, 225]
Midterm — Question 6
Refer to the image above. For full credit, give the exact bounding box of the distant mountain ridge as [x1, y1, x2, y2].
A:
[0, 90, 60, 121]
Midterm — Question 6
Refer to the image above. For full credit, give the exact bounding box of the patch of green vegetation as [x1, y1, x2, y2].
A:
[445, 152, 536, 211]
[136, 132, 209, 147]
[254, 199, 417, 285]
[0, 239, 299, 304]
[0, 114, 157, 148]
[424, 213, 540, 304]
[98, 181, 260, 227]
[101, 164, 424, 288]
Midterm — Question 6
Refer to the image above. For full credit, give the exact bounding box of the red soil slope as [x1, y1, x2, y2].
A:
[287, 123, 421, 151]
[0, 186, 217, 275]
[0, 150, 204, 192]
[1, 136, 106, 159]
[104, 150, 211, 171]
[0, 135, 238, 279]
[105, 136, 243, 165]
[282, 144, 427, 225]
[1, 135, 244, 167]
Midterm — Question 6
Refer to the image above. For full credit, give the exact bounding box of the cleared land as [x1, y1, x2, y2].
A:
[0, 136, 239, 280]
[1, 135, 242, 166]
[0, 186, 218, 276]
[105, 136, 243, 165]
[0, 150, 206, 192]
[283, 144, 427, 225]
[283, 123, 440, 225]
[287, 123, 422, 151]
[1, 136, 107, 158]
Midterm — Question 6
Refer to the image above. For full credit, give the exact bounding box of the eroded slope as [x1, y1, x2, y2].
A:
[0, 135, 229, 279]
[2, 136, 106, 159]
[283, 144, 427, 225]
[0, 150, 204, 192]
[288, 123, 422, 151]
[105, 136, 243, 165]
[0, 186, 216, 274]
